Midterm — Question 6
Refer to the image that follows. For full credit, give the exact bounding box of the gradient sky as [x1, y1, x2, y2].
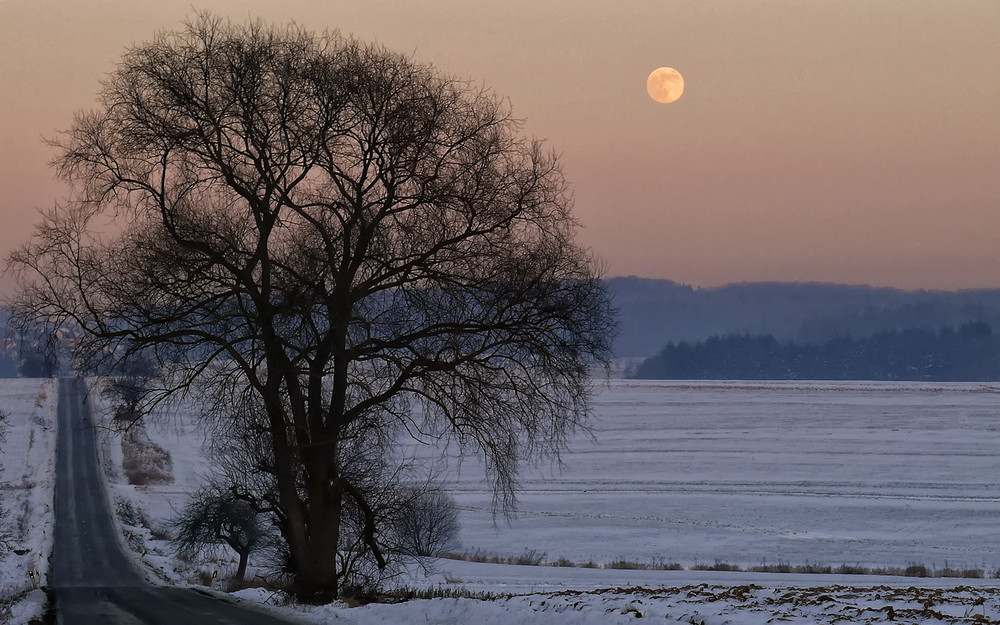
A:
[1, 1, 998, 291]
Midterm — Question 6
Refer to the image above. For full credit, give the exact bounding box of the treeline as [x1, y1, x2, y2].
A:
[633, 322, 1000, 381]
[609, 277, 1000, 358]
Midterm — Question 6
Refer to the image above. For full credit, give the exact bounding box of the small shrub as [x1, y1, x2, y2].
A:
[123, 528, 145, 552]
[904, 564, 930, 577]
[194, 568, 215, 586]
[227, 575, 284, 593]
[655, 561, 684, 571]
[446, 549, 548, 567]
[800, 563, 832, 574]
[606, 559, 648, 570]
[692, 561, 742, 572]
[750, 563, 792, 574]
[121, 429, 173, 486]
[392, 489, 459, 558]
[116, 499, 149, 527]
[936, 567, 983, 579]
[512, 549, 547, 566]
[869, 566, 904, 576]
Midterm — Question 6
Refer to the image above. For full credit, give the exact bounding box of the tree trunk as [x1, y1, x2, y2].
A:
[289, 502, 342, 601]
[280, 467, 343, 603]
[264, 387, 343, 602]
[235, 551, 249, 583]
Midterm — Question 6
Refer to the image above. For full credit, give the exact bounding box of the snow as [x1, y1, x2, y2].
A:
[229, 581, 1000, 624]
[88, 379, 219, 586]
[431, 380, 1000, 571]
[10, 377, 1000, 623]
[0, 378, 56, 624]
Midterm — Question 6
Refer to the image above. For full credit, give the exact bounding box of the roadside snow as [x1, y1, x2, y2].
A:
[89, 378, 223, 586]
[0, 378, 56, 625]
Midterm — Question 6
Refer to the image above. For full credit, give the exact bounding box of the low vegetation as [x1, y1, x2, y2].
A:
[120, 428, 173, 486]
[440, 551, 991, 579]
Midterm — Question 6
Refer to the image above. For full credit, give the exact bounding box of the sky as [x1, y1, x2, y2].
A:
[1, 1, 998, 291]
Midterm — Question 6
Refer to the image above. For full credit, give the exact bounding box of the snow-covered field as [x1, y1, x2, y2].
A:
[0, 378, 56, 624]
[233, 582, 1000, 624]
[439, 380, 1000, 572]
[78, 379, 1000, 623]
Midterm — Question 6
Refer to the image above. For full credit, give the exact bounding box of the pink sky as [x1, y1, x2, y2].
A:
[1, 1, 998, 291]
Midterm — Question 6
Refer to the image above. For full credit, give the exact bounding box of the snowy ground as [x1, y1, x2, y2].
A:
[0, 378, 56, 624]
[437, 380, 1000, 572]
[80, 379, 1000, 623]
[88, 378, 220, 588]
[233, 582, 1000, 624]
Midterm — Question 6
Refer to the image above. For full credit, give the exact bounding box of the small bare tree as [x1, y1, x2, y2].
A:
[9, 14, 615, 600]
[13, 323, 60, 378]
[102, 355, 158, 426]
[173, 488, 267, 584]
[391, 489, 460, 559]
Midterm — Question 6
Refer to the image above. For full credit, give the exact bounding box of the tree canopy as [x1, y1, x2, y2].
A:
[9, 14, 614, 600]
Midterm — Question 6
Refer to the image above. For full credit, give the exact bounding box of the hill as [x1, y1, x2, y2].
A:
[609, 277, 1000, 357]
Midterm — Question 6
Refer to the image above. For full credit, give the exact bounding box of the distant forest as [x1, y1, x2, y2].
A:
[609, 277, 1000, 358]
[632, 322, 1000, 381]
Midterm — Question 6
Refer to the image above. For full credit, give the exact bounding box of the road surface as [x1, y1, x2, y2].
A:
[49, 377, 299, 624]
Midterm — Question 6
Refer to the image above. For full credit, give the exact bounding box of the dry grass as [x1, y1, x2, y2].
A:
[692, 562, 742, 572]
[439, 552, 988, 579]
[121, 428, 173, 486]
[382, 586, 501, 602]
[442, 549, 547, 567]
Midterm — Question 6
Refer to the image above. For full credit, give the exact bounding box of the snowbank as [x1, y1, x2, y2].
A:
[0, 378, 56, 624]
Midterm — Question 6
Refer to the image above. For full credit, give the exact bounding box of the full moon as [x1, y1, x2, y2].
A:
[647, 67, 684, 103]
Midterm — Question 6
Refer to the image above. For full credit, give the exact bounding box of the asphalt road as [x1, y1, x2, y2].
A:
[49, 377, 299, 625]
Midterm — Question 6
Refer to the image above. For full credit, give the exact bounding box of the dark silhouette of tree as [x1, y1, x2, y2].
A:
[172, 488, 266, 583]
[14, 323, 60, 378]
[8, 14, 614, 601]
[102, 355, 158, 426]
[391, 489, 460, 559]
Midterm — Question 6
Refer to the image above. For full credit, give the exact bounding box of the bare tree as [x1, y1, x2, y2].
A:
[173, 488, 267, 583]
[391, 489, 460, 559]
[8, 14, 615, 601]
[13, 322, 60, 378]
[102, 355, 157, 426]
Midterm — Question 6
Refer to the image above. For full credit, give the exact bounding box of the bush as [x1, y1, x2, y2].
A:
[692, 562, 742, 572]
[391, 489, 460, 558]
[904, 564, 930, 577]
[101, 356, 157, 425]
[121, 428, 173, 485]
[606, 559, 649, 570]
[512, 550, 547, 566]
